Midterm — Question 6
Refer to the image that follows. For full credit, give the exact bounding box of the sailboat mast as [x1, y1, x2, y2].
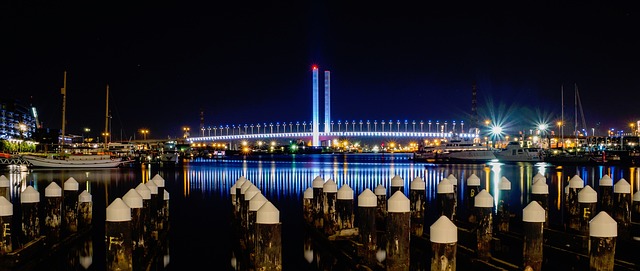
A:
[574, 83, 578, 138]
[60, 71, 67, 154]
[104, 85, 109, 144]
[561, 84, 564, 152]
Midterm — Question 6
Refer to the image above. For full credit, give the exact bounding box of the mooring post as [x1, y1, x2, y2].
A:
[598, 174, 614, 216]
[474, 189, 494, 261]
[248, 193, 268, 265]
[312, 176, 325, 230]
[44, 182, 62, 244]
[303, 187, 313, 225]
[234, 176, 247, 219]
[613, 178, 631, 238]
[336, 184, 354, 235]
[632, 191, 640, 240]
[105, 198, 133, 271]
[134, 182, 151, 255]
[20, 186, 40, 245]
[386, 190, 410, 271]
[447, 173, 458, 218]
[0, 175, 9, 202]
[375, 184, 387, 232]
[151, 174, 165, 233]
[567, 175, 585, 232]
[430, 215, 457, 271]
[122, 189, 144, 271]
[466, 173, 481, 224]
[162, 189, 169, 231]
[358, 188, 377, 262]
[589, 211, 617, 271]
[0, 196, 12, 254]
[437, 178, 455, 221]
[578, 185, 598, 235]
[522, 201, 545, 271]
[532, 172, 544, 185]
[239, 180, 254, 236]
[323, 179, 338, 236]
[78, 190, 92, 230]
[497, 176, 511, 233]
[243, 185, 261, 247]
[410, 176, 426, 237]
[255, 201, 282, 271]
[145, 180, 159, 241]
[390, 175, 404, 196]
[63, 177, 79, 237]
[530, 178, 549, 228]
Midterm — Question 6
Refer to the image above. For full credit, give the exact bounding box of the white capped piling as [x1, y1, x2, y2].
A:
[430, 215, 457, 271]
[0, 196, 13, 253]
[323, 179, 338, 236]
[599, 174, 614, 215]
[390, 175, 404, 195]
[386, 191, 410, 271]
[578, 185, 598, 235]
[0, 175, 9, 201]
[78, 190, 92, 230]
[589, 211, 617, 271]
[122, 189, 145, 269]
[466, 173, 481, 223]
[374, 184, 387, 232]
[522, 201, 545, 271]
[567, 175, 584, 231]
[631, 192, 640, 240]
[255, 201, 282, 270]
[163, 190, 170, 230]
[234, 176, 248, 216]
[21, 186, 40, 244]
[105, 198, 133, 271]
[152, 174, 166, 233]
[145, 180, 159, 241]
[230, 183, 237, 207]
[613, 178, 631, 236]
[474, 189, 494, 261]
[437, 178, 455, 221]
[336, 184, 354, 234]
[248, 193, 268, 262]
[358, 189, 377, 254]
[240, 180, 254, 228]
[44, 182, 62, 244]
[410, 176, 426, 237]
[303, 187, 314, 225]
[63, 177, 79, 236]
[135, 183, 151, 248]
[497, 176, 511, 232]
[532, 172, 545, 185]
[312, 176, 325, 230]
[447, 174, 458, 211]
[531, 177, 549, 227]
[243, 185, 261, 234]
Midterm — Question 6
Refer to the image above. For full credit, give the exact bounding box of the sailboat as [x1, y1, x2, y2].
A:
[21, 72, 126, 168]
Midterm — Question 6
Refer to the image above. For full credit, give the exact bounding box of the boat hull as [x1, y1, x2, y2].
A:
[21, 155, 124, 168]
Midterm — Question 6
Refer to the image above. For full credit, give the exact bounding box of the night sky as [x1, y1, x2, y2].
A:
[2, 1, 639, 139]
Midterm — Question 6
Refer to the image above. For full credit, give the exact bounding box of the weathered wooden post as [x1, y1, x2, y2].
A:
[122, 189, 144, 271]
[255, 201, 282, 271]
[239, 180, 255, 235]
[390, 175, 404, 195]
[63, 177, 79, 237]
[386, 190, 410, 271]
[589, 211, 617, 271]
[496, 176, 511, 233]
[323, 179, 338, 236]
[631, 192, 640, 240]
[0, 196, 12, 253]
[530, 177, 549, 228]
[145, 180, 159, 241]
[20, 186, 40, 244]
[522, 201, 545, 271]
[303, 187, 313, 225]
[234, 176, 247, 218]
[613, 178, 631, 237]
[230, 183, 237, 210]
[375, 184, 387, 232]
[430, 215, 457, 271]
[578, 185, 598, 235]
[162, 189, 169, 231]
[532, 172, 545, 185]
[598, 174, 614, 216]
[134, 183, 151, 254]
[475, 189, 493, 261]
[336, 184, 355, 235]
[567, 175, 584, 232]
[466, 173, 481, 223]
[447, 173, 458, 217]
[105, 198, 132, 271]
[410, 176, 426, 237]
[78, 190, 92, 230]
[0, 175, 9, 201]
[248, 193, 268, 264]
[44, 182, 62, 244]
[151, 174, 166, 233]
[312, 176, 325, 230]
[358, 188, 377, 261]
[243, 185, 261, 245]
[437, 178, 455, 221]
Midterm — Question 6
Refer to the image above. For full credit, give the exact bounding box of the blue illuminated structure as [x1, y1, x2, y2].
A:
[312, 66, 319, 146]
[324, 70, 331, 134]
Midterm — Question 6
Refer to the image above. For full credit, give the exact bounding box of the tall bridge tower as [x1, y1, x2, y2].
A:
[324, 70, 331, 133]
[312, 66, 320, 146]
[471, 81, 479, 134]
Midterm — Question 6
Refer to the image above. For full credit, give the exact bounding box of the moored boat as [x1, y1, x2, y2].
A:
[21, 154, 125, 168]
[494, 142, 543, 162]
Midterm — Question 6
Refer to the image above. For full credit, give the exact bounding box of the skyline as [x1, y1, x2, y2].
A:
[2, 2, 639, 139]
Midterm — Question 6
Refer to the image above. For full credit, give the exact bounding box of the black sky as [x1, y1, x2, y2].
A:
[2, 1, 639, 139]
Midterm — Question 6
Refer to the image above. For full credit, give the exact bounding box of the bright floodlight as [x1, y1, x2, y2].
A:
[491, 125, 503, 135]
[538, 123, 548, 131]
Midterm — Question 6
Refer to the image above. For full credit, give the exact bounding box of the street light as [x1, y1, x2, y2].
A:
[140, 129, 149, 140]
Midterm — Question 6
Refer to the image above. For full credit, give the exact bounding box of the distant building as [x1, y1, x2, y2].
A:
[0, 98, 38, 140]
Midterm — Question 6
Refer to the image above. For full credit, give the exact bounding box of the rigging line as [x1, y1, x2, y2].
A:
[575, 84, 587, 135]
[107, 87, 129, 142]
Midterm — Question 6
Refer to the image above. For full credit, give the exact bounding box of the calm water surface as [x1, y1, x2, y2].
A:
[2, 153, 639, 270]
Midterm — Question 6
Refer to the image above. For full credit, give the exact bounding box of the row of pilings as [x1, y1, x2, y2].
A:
[301, 172, 639, 271]
[104, 173, 170, 271]
[230, 176, 282, 271]
[0, 175, 92, 263]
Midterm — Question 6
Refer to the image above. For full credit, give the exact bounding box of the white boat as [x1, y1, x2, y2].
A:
[494, 142, 543, 162]
[21, 154, 125, 168]
[414, 137, 496, 162]
[159, 141, 180, 164]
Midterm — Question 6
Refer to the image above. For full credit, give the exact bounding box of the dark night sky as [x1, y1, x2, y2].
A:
[2, 1, 639, 139]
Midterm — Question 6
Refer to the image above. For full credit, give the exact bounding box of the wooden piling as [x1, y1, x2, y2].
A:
[447, 173, 458, 217]
[466, 173, 481, 224]
[474, 189, 493, 261]
[578, 185, 598, 235]
[0, 196, 12, 253]
[410, 176, 426, 237]
[631, 192, 640, 240]
[78, 190, 92, 230]
[336, 184, 354, 234]
[63, 177, 80, 237]
[430, 215, 457, 271]
[390, 175, 404, 196]
[530, 178, 549, 228]
[375, 184, 387, 232]
[248, 193, 268, 264]
[243, 185, 261, 249]
[598, 174, 614, 216]
[567, 175, 584, 232]
[151, 174, 166, 234]
[44, 182, 62, 244]
[0, 175, 9, 202]
[312, 176, 325, 230]
[134, 183, 151, 254]
[323, 179, 338, 236]
[239, 180, 254, 236]
[522, 201, 545, 271]
[303, 187, 313, 225]
[234, 176, 247, 219]
[437, 178, 455, 221]
[145, 180, 159, 241]
[358, 188, 377, 261]
[497, 176, 511, 233]
[255, 201, 282, 271]
[20, 186, 40, 245]
[589, 211, 617, 271]
[386, 191, 410, 271]
[613, 178, 631, 237]
[105, 198, 133, 271]
[163, 190, 169, 230]
[122, 189, 145, 271]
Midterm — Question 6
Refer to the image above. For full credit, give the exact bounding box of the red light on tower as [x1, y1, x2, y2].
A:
[312, 65, 318, 70]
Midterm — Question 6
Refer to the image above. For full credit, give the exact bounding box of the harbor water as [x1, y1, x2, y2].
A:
[1, 153, 639, 270]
